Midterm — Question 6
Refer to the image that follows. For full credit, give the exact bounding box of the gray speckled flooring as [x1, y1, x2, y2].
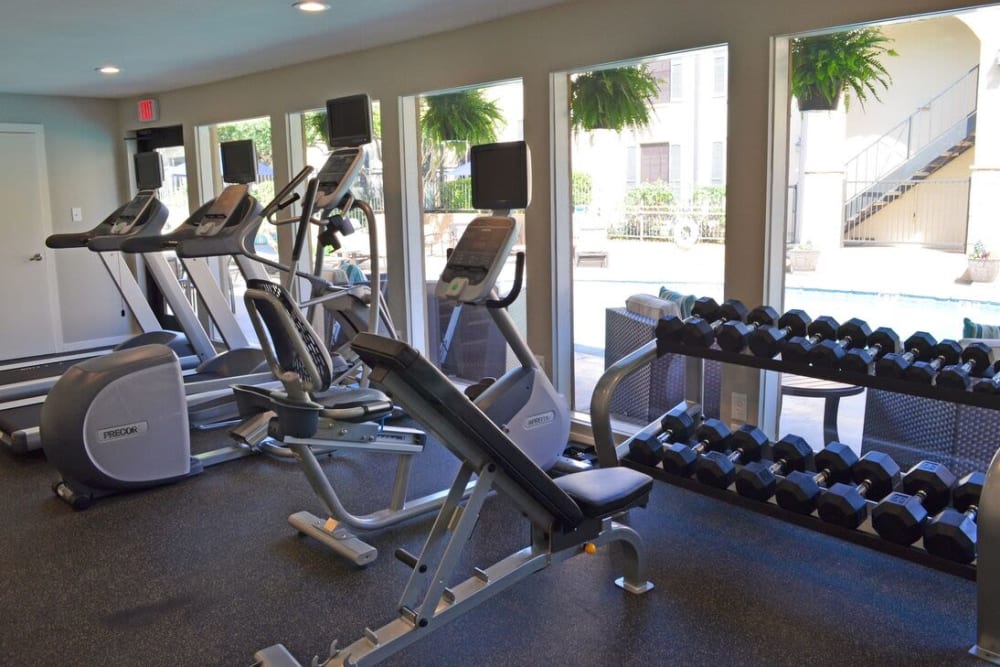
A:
[0, 424, 981, 667]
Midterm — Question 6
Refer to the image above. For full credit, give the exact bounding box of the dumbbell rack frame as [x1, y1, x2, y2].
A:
[590, 335, 1000, 663]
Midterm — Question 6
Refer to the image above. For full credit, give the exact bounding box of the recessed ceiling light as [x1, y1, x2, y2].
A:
[96, 65, 121, 75]
[293, 1, 330, 11]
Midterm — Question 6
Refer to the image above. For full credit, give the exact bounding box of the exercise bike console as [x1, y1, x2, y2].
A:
[437, 216, 519, 304]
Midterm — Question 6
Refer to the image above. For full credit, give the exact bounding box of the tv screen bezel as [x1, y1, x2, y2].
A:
[326, 94, 373, 149]
[220, 139, 258, 185]
[133, 151, 164, 191]
[470, 140, 530, 211]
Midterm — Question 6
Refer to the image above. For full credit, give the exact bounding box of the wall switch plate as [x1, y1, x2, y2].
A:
[71, 207, 83, 222]
[732, 392, 747, 422]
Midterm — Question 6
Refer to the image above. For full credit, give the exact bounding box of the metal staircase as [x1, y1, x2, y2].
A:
[843, 66, 979, 235]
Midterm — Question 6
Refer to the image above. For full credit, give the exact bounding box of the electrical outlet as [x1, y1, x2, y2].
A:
[71, 207, 83, 222]
[732, 392, 747, 422]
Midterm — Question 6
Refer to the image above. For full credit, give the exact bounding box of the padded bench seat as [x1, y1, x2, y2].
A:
[553, 467, 652, 518]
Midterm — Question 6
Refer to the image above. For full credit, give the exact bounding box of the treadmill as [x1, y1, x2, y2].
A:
[0, 152, 213, 404]
[0, 142, 295, 453]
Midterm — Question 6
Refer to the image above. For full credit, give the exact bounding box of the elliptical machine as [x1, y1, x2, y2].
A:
[231, 138, 570, 566]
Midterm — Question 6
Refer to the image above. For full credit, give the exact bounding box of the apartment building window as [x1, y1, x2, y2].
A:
[647, 60, 671, 104]
[640, 143, 669, 182]
[669, 144, 682, 192]
[670, 60, 683, 100]
[713, 54, 727, 96]
[711, 141, 724, 185]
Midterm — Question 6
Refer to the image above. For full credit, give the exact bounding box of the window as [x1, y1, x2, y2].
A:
[713, 54, 727, 96]
[648, 60, 672, 104]
[670, 60, 683, 100]
[640, 143, 669, 182]
[564, 45, 728, 418]
[711, 141, 725, 185]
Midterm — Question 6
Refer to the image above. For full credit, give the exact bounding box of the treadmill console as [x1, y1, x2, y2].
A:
[313, 147, 365, 212]
[436, 216, 519, 303]
[196, 184, 249, 236]
[109, 191, 156, 235]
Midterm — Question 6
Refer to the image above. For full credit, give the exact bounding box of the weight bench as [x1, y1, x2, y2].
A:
[255, 332, 654, 667]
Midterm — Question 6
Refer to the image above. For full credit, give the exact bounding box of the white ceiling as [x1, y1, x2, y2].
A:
[0, 0, 568, 98]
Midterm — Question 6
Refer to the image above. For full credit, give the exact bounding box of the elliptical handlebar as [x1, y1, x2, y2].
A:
[485, 251, 524, 310]
[284, 176, 320, 292]
[259, 166, 313, 220]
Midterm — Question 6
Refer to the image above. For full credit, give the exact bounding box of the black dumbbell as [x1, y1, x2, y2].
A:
[775, 441, 859, 514]
[935, 342, 994, 391]
[808, 318, 872, 369]
[694, 424, 768, 489]
[656, 297, 721, 343]
[902, 340, 962, 384]
[748, 309, 811, 359]
[781, 316, 840, 365]
[734, 434, 813, 501]
[875, 332, 937, 379]
[841, 327, 901, 375]
[923, 471, 985, 563]
[817, 451, 901, 529]
[973, 361, 1000, 394]
[871, 460, 957, 545]
[680, 299, 750, 348]
[662, 418, 731, 477]
[628, 402, 702, 466]
[716, 306, 779, 353]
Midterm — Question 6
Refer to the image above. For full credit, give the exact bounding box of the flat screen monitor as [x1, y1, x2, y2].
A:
[326, 94, 373, 149]
[133, 151, 163, 191]
[471, 141, 531, 211]
[220, 139, 258, 184]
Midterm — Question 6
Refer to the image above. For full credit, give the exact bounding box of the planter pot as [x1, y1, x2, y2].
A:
[788, 249, 820, 272]
[797, 86, 841, 112]
[968, 258, 1000, 283]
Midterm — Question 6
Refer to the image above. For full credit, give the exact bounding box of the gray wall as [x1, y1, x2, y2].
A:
[0, 93, 129, 346]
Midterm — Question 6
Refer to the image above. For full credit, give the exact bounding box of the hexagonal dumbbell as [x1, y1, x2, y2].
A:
[875, 331, 937, 379]
[680, 299, 749, 348]
[748, 309, 811, 359]
[935, 342, 994, 391]
[973, 361, 1000, 395]
[655, 297, 722, 344]
[716, 306, 779, 353]
[662, 418, 731, 477]
[694, 424, 768, 489]
[841, 327, 900, 375]
[923, 471, 985, 564]
[775, 442, 859, 515]
[871, 460, 957, 546]
[902, 340, 962, 384]
[628, 402, 701, 467]
[781, 316, 839, 366]
[816, 451, 901, 529]
[734, 434, 813, 502]
[808, 318, 872, 370]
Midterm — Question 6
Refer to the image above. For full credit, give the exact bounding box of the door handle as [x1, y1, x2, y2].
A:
[29, 253, 42, 262]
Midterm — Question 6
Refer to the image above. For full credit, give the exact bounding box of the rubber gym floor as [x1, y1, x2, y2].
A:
[0, 422, 980, 666]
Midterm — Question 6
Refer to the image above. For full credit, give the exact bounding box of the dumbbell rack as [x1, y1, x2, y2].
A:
[590, 334, 1000, 663]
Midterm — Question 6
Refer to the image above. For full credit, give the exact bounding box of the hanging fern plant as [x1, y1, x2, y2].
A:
[570, 65, 660, 133]
[791, 28, 898, 111]
[421, 90, 504, 144]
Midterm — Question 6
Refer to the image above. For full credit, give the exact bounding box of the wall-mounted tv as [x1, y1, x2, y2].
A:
[471, 141, 531, 211]
[133, 151, 164, 191]
[326, 94, 373, 149]
[220, 139, 258, 184]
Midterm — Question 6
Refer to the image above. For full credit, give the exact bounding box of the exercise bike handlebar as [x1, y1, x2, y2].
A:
[485, 251, 524, 310]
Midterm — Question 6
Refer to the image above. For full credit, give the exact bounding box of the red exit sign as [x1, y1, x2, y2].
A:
[137, 98, 159, 123]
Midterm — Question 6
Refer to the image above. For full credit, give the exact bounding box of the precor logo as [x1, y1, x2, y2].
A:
[524, 411, 555, 430]
[97, 421, 148, 443]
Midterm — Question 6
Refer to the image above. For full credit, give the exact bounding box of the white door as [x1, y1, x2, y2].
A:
[0, 124, 60, 360]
